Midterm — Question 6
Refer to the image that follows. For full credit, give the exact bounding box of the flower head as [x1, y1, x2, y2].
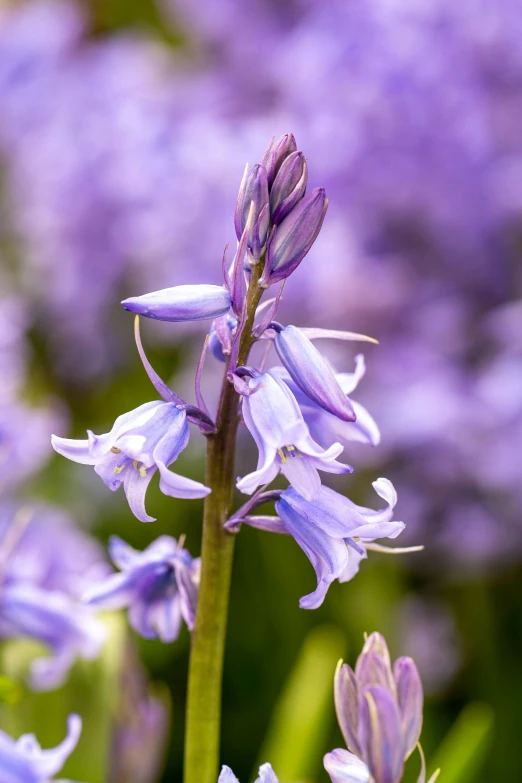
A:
[0, 584, 106, 690]
[84, 535, 200, 642]
[0, 714, 81, 783]
[51, 401, 210, 523]
[274, 479, 404, 608]
[234, 370, 352, 500]
[325, 633, 424, 783]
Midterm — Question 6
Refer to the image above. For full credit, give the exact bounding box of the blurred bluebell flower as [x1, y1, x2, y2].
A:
[233, 370, 352, 500]
[122, 284, 232, 323]
[0, 584, 105, 690]
[52, 401, 210, 523]
[270, 354, 380, 449]
[326, 632, 425, 783]
[218, 763, 278, 782]
[271, 324, 356, 422]
[274, 479, 405, 608]
[84, 535, 200, 642]
[0, 713, 81, 783]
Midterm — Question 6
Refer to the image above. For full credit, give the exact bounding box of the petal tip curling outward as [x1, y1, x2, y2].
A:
[157, 460, 211, 500]
[323, 749, 370, 783]
[121, 284, 232, 323]
[218, 766, 240, 783]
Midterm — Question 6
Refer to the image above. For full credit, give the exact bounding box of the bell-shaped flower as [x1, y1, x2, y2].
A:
[270, 354, 380, 449]
[234, 371, 352, 501]
[218, 763, 279, 783]
[51, 401, 210, 523]
[0, 584, 106, 690]
[326, 633, 425, 783]
[84, 535, 200, 642]
[121, 284, 232, 323]
[273, 479, 405, 608]
[0, 714, 82, 783]
[272, 325, 356, 422]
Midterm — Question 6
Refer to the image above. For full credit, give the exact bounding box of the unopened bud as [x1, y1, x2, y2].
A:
[270, 151, 308, 224]
[261, 133, 297, 186]
[234, 164, 269, 256]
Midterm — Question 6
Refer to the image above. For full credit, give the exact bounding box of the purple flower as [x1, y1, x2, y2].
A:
[269, 150, 308, 225]
[261, 133, 297, 187]
[84, 535, 200, 642]
[209, 314, 238, 362]
[234, 163, 270, 257]
[325, 632, 424, 783]
[122, 284, 232, 323]
[262, 188, 328, 285]
[270, 354, 380, 449]
[0, 584, 105, 690]
[233, 370, 352, 500]
[271, 325, 356, 422]
[273, 479, 405, 608]
[0, 714, 82, 783]
[51, 401, 210, 523]
[218, 763, 279, 783]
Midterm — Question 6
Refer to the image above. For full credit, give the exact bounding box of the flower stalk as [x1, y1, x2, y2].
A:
[183, 261, 265, 783]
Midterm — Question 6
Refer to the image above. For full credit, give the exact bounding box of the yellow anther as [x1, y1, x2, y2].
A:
[139, 465, 147, 478]
[133, 460, 140, 471]
[286, 445, 296, 453]
[113, 465, 125, 474]
[111, 447, 121, 454]
[277, 448, 288, 464]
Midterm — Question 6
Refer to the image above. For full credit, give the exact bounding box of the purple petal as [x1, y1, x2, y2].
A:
[324, 749, 370, 783]
[280, 452, 322, 500]
[157, 460, 211, 500]
[50, 435, 96, 465]
[274, 326, 356, 422]
[218, 766, 241, 783]
[394, 657, 424, 758]
[122, 284, 232, 322]
[123, 464, 157, 523]
[147, 595, 183, 643]
[108, 536, 140, 570]
[358, 686, 405, 783]
[22, 714, 82, 778]
[255, 762, 280, 783]
[334, 663, 362, 756]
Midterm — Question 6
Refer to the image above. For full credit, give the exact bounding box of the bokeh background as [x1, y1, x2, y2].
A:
[0, 0, 521, 780]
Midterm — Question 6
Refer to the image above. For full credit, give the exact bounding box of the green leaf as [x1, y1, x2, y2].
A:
[430, 702, 494, 783]
[257, 625, 346, 783]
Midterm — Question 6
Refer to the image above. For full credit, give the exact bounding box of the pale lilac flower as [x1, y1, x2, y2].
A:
[271, 325, 356, 422]
[234, 370, 352, 500]
[325, 633, 424, 783]
[270, 354, 380, 449]
[0, 714, 82, 783]
[122, 284, 232, 323]
[84, 535, 199, 642]
[218, 763, 278, 783]
[274, 479, 405, 608]
[51, 401, 210, 523]
[0, 584, 105, 690]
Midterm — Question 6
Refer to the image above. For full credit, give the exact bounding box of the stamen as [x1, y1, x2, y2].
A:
[139, 465, 147, 478]
[111, 447, 121, 454]
[277, 448, 288, 464]
[113, 464, 125, 474]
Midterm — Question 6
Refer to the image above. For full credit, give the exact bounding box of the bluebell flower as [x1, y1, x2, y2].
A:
[234, 163, 270, 257]
[233, 371, 352, 500]
[269, 150, 308, 224]
[122, 284, 232, 323]
[0, 714, 81, 783]
[84, 535, 200, 642]
[218, 763, 279, 782]
[325, 633, 430, 783]
[261, 133, 297, 186]
[271, 325, 357, 422]
[270, 354, 380, 449]
[0, 584, 105, 690]
[209, 313, 238, 362]
[52, 401, 210, 523]
[276, 479, 405, 608]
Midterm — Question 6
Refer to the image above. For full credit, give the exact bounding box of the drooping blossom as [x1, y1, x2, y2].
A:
[52, 401, 210, 523]
[233, 370, 352, 500]
[84, 535, 200, 642]
[0, 714, 82, 783]
[122, 284, 232, 323]
[324, 632, 435, 783]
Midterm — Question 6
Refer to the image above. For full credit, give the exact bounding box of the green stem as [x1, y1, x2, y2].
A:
[183, 264, 264, 783]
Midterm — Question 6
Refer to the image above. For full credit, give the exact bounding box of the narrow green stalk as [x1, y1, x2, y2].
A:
[183, 264, 264, 783]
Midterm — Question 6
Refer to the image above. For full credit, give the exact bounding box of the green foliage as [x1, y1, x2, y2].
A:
[430, 702, 494, 783]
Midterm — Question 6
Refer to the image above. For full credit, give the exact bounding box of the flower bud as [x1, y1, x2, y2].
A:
[261, 132, 298, 186]
[269, 151, 308, 224]
[274, 325, 356, 421]
[122, 284, 232, 322]
[234, 163, 270, 254]
[263, 188, 328, 285]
